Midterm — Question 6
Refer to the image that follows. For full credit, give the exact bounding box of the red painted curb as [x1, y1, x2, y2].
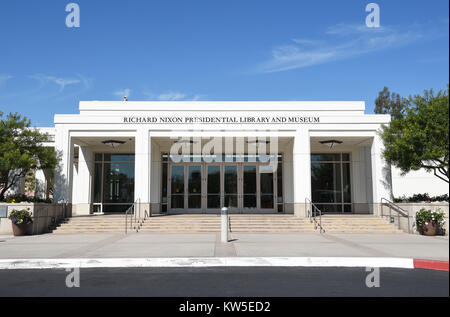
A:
[414, 259, 449, 271]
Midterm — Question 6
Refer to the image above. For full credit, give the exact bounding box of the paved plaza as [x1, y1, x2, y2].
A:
[0, 233, 447, 261]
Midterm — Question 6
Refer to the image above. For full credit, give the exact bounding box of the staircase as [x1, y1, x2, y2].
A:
[53, 214, 316, 234]
[52, 214, 404, 234]
[319, 215, 404, 233]
[139, 214, 315, 233]
[53, 214, 131, 234]
[139, 215, 221, 233]
[228, 215, 315, 233]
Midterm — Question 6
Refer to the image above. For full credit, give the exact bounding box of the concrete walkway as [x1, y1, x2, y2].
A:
[0, 233, 448, 261]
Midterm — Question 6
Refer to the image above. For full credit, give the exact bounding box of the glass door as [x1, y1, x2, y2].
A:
[242, 165, 257, 210]
[170, 165, 185, 209]
[187, 165, 202, 210]
[206, 165, 221, 210]
[224, 165, 238, 209]
[260, 164, 275, 210]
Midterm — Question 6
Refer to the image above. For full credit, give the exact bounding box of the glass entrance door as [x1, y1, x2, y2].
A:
[242, 165, 257, 210]
[167, 160, 279, 213]
[170, 165, 185, 209]
[187, 165, 202, 209]
[260, 165, 275, 209]
[206, 165, 221, 210]
[224, 165, 238, 209]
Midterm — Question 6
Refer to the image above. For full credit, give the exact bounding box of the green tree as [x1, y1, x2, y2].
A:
[0, 111, 58, 200]
[381, 87, 449, 183]
[375, 86, 407, 119]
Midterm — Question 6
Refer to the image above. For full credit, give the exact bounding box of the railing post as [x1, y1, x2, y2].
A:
[319, 210, 322, 233]
[407, 212, 411, 234]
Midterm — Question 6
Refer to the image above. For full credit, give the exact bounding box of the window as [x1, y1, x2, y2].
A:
[311, 153, 351, 213]
[93, 153, 135, 212]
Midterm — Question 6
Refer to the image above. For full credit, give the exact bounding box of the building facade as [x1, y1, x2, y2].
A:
[31, 100, 402, 217]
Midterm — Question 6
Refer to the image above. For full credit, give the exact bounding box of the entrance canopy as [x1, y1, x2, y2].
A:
[48, 100, 391, 217]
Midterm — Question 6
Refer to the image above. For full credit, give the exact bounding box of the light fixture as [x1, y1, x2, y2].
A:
[319, 140, 343, 148]
[102, 140, 126, 148]
[175, 140, 197, 144]
[246, 140, 270, 144]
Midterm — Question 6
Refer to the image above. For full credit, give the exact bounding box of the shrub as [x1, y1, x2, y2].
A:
[1, 194, 52, 204]
[394, 193, 449, 203]
[8, 208, 33, 225]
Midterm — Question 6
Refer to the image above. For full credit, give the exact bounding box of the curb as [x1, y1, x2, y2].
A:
[414, 259, 449, 271]
[0, 257, 415, 270]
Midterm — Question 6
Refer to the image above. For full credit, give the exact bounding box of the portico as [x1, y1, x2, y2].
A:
[50, 101, 392, 217]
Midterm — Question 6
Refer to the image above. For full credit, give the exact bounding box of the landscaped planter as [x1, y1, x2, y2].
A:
[415, 208, 446, 236]
[8, 208, 33, 236]
[11, 222, 31, 236]
[421, 222, 438, 236]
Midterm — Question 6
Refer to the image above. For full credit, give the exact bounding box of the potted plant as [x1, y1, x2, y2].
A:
[8, 208, 33, 236]
[414, 208, 446, 236]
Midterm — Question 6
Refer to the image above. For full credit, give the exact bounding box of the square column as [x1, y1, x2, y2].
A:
[53, 127, 74, 204]
[371, 133, 393, 214]
[134, 129, 151, 214]
[72, 146, 93, 215]
[293, 128, 311, 217]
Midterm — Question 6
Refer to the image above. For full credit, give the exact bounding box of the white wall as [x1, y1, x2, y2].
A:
[392, 167, 449, 198]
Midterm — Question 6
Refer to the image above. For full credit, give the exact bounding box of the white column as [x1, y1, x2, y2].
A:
[371, 132, 393, 205]
[72, 146, 93, 215]
[53, 126, 74, 204]
[134, 129, 151, 206]
[293, 128, 311, 217]
[34, 167, 47, 199]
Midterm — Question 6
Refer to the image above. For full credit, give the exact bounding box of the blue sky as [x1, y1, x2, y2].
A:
[0, 0, 448, 126]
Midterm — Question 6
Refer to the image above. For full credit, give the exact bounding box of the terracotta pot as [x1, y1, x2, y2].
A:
[421, 222, 437, 236]
[11, 223, 31, 236]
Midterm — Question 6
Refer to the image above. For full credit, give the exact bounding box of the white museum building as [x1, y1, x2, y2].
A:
[30, 100, 448, 217]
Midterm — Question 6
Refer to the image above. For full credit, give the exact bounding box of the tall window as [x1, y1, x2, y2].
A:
[311, 153, 351, 213]
[93, 153, 135, 212]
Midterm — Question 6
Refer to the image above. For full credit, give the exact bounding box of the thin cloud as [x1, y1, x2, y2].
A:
[157, 92, 186, 101]
[114, 88, 131, 99]
[291, 38, 323, 46]
[0, 74, 12, 86]
[325, 23, 391, 35]
[256, 22, 441, 73]
[143, 90, 206, 101]
[28, 74, 88, 91]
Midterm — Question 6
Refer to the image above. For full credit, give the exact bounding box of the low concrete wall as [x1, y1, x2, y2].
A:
[380, 202, 449, 235]
[0, 203, 71, 235]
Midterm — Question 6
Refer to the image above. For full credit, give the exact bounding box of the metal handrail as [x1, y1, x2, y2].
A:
[136, 200, 151, 231]
[380, 198, 411, 233]
[125, 200, 138, 234]
[126, 199, 154, 233]
[305, 198, 324, 233]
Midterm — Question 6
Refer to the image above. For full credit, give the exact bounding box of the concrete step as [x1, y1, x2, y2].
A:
[318, 215, 404, 233]
[52, 215, 401, 234]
